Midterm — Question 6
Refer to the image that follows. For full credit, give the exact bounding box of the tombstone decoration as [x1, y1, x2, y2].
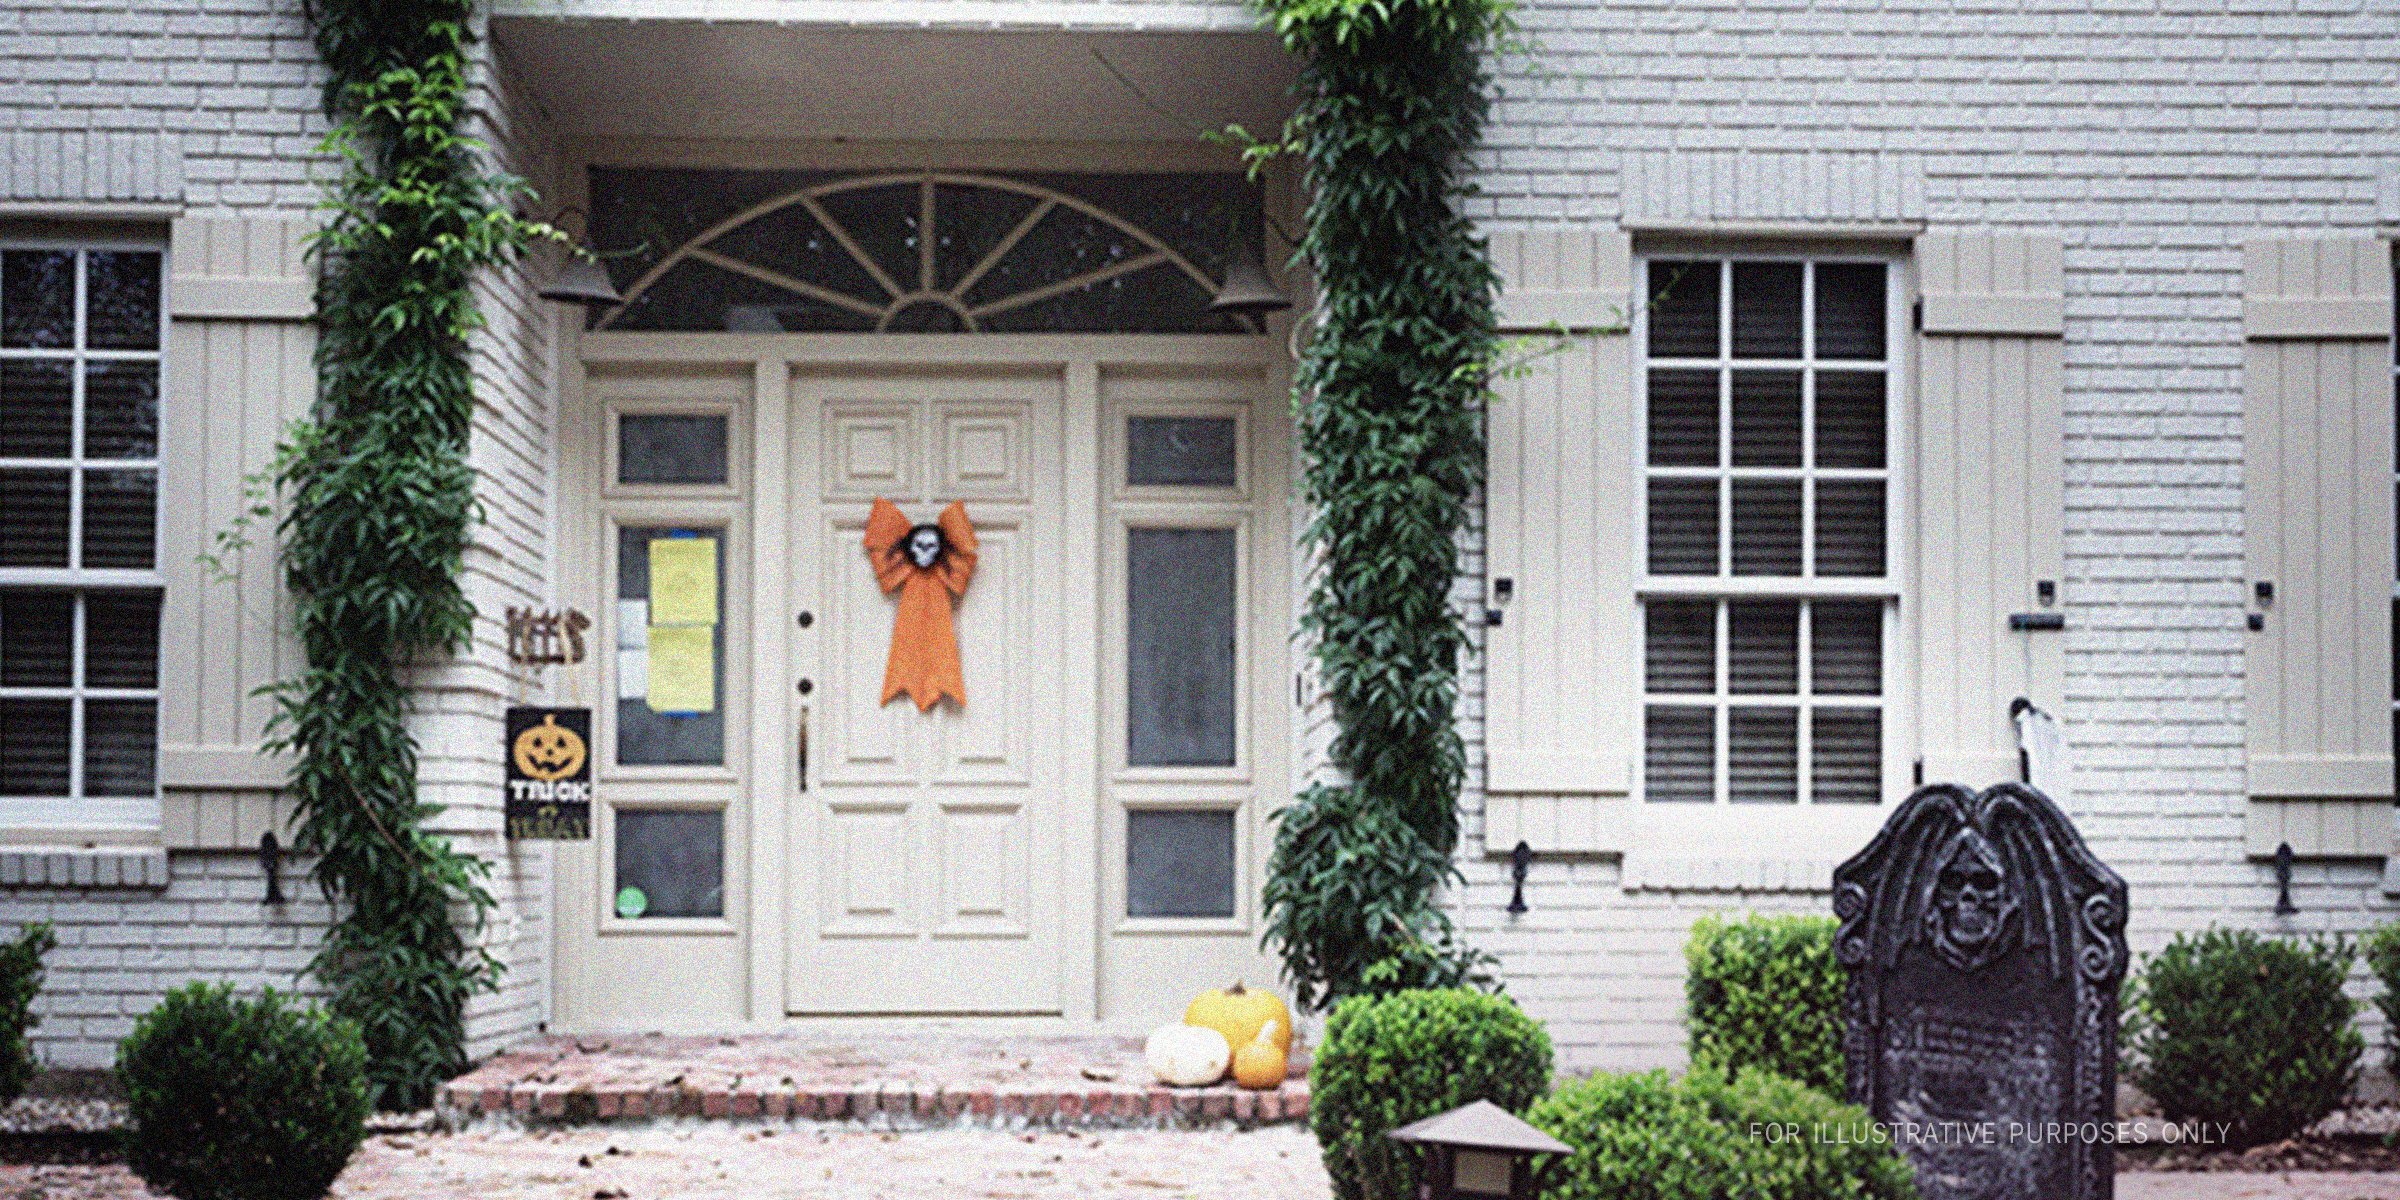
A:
[1833, 782, 2129, 1200]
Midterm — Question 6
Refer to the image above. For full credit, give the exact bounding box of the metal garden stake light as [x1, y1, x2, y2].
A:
[1386, 1099, 1574, 1200]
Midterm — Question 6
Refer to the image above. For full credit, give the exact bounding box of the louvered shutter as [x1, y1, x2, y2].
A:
[2241, 238, 2395, 857]
[1912, 231, 2068, 788]
[1481, 228, 1638, 853]
[157, 215, 313, 845]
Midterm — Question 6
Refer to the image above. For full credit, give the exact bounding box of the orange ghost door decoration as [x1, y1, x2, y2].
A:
[863, 499, 978, 711]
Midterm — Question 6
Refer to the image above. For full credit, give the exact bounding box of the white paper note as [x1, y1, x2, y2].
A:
[616, 647, 649, 700]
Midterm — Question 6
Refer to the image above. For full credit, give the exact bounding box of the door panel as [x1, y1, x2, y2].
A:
[787, 371, 1066, 1015]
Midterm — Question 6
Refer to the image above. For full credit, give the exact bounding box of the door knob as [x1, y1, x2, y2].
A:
[797, 678, 814, 695]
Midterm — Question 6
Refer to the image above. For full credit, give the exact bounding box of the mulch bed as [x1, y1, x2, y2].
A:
[2122, 1134, 2400, 1172]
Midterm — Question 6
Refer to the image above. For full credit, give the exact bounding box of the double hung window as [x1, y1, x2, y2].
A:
[1639, 256, 1899, 808]
[0, 243, 163, 828]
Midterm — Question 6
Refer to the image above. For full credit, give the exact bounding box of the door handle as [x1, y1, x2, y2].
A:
[796, 706, 809, 791]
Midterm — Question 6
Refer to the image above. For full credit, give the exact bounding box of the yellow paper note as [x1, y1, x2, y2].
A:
[648, 536, 719, 626]
[645, 624, 716, 714]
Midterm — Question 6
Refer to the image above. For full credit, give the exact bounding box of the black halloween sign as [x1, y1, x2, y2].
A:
[505, 706, 592, 839]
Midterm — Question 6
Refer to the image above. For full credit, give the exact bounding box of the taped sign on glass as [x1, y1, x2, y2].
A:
[505, 706, 593, 839]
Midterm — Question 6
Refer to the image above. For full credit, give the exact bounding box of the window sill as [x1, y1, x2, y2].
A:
[0, 846, 169, 890]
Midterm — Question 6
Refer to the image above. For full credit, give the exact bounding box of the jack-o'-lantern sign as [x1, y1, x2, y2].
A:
[864, 499, 978, 711]
[511, 713, 588, 782]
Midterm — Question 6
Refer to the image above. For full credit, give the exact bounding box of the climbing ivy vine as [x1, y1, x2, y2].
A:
[276, 0, 549, 1108]
[1253, 0, 1513, 1009]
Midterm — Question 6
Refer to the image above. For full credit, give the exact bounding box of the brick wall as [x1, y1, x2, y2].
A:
[1451, 0, 2400, 1079]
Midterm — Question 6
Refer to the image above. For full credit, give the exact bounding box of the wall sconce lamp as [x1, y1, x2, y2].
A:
[1387, 1100, 1574, 1200]
[535, 206, 624, 310]
[1208, 206, 1292, 320]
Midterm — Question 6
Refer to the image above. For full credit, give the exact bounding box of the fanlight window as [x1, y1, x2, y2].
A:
[589, 168, 1262, 334]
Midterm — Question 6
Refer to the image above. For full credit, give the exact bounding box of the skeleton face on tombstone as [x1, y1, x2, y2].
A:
[1924, 829, 2018, 971]
[904, 524, 945, 569]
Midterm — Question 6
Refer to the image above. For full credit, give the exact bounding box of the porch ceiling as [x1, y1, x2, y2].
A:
[490, 19, 1298, 143]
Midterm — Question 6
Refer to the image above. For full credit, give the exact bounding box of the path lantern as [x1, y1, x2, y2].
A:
[1386, 1099, 1573, 1200]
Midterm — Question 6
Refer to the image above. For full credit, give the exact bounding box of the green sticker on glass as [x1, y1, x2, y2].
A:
[614, 886, 649, 919]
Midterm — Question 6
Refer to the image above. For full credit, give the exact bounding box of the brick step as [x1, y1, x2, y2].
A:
[435, 1078, 1310, 1131]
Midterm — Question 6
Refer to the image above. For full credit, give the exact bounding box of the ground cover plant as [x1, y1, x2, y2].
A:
[117, 984, 371, 1200]
[1684, 912, 1843, 1094]
[1310, 987, 1552, 1200]
[2123, 927, 2360, 1149]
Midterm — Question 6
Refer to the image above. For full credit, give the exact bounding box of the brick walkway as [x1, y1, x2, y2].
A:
[435, 1032, 1309, 1130]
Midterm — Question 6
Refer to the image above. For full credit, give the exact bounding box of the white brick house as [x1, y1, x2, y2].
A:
[0, 0, 2393, 1083]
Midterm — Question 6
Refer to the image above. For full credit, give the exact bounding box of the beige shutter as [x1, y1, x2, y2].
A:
[157, 215, 314, 846]
[1912, 231, 2068, 788]
[1481, 228, 1638, 853]
[2241, 237, 2396, 857]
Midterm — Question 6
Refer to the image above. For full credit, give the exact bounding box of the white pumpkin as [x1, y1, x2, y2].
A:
[1144, 1022, 1231, 1086]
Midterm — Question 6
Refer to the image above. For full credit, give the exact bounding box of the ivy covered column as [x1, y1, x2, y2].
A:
[1257, 0, 1511, 1009]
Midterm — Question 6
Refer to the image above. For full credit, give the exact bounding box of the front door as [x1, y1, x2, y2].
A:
[785, 369, 1071, 1014]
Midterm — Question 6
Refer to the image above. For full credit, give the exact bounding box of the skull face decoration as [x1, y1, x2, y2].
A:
[1922, 827, 2020, 972]
[862, 499, 978, 711]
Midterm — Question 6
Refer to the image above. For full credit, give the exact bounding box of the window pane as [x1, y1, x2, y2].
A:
[1729, 601, 1799, 694]
[84, 361, 159, 459]
[1646, 260, 1719, 358]
[1814, 481, 1887, 576]
[0, 592, 72, 686]
[1731, 262, 1802, 359]
[1731, 479, 1802, 575]
[1645, 706, 1714, 803]
[82, 469, 156, 569]
[85, 593, 160, 688]
[1814, 263, 1887, 361]
[1647, 479, 1718, 575]
[1729, 707, 1798, 804]
[1815, 372, 1886, 468]
[1126, 527, 1237, 767]
[1730, 370, 1802, 467]
[1127, 417, 1238, 488]
[0, 361, 72, 458]
[0, 470, 69, 567]
[615, 526, 726, 766]
[84, 699, 156, 797]
[1, 251, 74, 350]
[813, 183, 921, 297]
[1646, 369, 1718, 467]
[84, 251, 161, 351]
[1645, 601, 1715, 693]
[0, 699, 69, 794]
[618, 414, 729, 486]
[1126, 809, 1237, 918]
[612, 808, 724, 919]
[1812, 709, 1882, 804]
[1810, 602, 1883, 696]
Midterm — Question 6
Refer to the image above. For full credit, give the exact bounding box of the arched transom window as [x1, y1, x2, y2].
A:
[589, 168, 1262, 335]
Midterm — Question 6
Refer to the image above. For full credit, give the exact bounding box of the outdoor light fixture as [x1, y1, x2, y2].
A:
[1209, 252, 1291, 318]
[1386, 1099, 1573, 1200]
[535, 206, 624, 309]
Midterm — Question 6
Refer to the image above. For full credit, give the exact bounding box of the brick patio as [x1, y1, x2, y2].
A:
[434, 1033, 1310, 1131]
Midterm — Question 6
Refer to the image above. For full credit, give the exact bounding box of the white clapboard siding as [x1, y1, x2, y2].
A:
[159, 215, 314, 847]
[1481, 228, 1639, 854]
[2241, 238, 2395, 857]
[1913, 231, 2068, 788]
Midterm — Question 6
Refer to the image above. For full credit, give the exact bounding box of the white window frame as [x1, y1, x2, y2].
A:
[0, 236, 166, 833]
[1631, 248, 1911, 858]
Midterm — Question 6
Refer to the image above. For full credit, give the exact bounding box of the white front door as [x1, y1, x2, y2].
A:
[785, 369, 1072, 1014]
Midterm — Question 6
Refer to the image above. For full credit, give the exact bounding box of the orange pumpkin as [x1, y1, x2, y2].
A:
[1185, 981, 1292, 1056]
[1231, 1020, 1288, 1090]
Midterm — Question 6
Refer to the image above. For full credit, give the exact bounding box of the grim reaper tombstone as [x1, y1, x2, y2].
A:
[1833, 782, 2129, 1200]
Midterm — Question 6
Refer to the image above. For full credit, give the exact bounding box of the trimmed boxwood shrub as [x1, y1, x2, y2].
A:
[118, 983, 371, 1200]
[1310, 988, 1553, 1200]
[1527, 1068, 1915, 1200]
[2362, 923, 2400, 1073]
[2123, 928, 2360, 1149]
[0, 923, 56, 1104]
[1685, 913, 1843, 1094]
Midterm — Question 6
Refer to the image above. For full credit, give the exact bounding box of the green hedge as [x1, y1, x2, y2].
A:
[118, 984, 371, 1200]
[1685, 913, 1844, 1094]
[1528, 1068, 1915, 1200]
[2124, 928, 2360, 1149]
[2362, 923, 2400, 1075]
[0, 923, 53, 1104]
[1310, 988, 1552, 1200]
